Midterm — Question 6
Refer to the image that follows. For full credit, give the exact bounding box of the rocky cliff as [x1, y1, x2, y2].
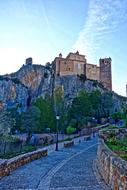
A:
[54, 75, 126, 111]
[0, 76, 28, 110]
[0, 63, 126, 111]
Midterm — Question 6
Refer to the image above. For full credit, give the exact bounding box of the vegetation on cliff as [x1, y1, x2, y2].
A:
[67, 90, 113, 130]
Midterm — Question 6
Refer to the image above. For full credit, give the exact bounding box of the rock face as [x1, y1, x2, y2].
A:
[0, 64, 126, 111]
[0, 77, 28, 110]
[0, 64, 51, 109]
[54, 75, 126, 111]
[55, 75, 100, 106]
[11, 64, 45, 95]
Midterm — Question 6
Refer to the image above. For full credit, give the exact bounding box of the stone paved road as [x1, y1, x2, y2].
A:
[0, 137, 111, 190]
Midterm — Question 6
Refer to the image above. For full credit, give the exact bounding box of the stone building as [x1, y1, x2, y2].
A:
[54, 51, 86, 76]
[26, 57, 33, 65]
[53, 51, 112, 90]
[99, 57, 112, 91]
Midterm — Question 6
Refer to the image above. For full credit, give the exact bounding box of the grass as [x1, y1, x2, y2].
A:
[106, 135, 127, 161]
[120, 154, 127, 160]
[0, 145, 37, 159]
[101, 125, 117, 131]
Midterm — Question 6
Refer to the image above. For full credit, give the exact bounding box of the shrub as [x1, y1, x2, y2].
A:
[66, 126, 76, 134]
[78, 74, 87, 82]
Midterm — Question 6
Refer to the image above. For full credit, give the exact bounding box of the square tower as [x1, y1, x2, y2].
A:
[26, 57, 32, 65]
[99, 57, 112, 90]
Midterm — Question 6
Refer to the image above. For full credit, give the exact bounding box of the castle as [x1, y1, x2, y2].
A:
[54, 51, 112, 90]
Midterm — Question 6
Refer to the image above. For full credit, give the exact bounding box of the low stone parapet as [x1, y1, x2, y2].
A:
[0, 149, 48, 178]
[64, 141, 74, 148]
[84, 135, 91, 141]
[97, 139, 127, 190]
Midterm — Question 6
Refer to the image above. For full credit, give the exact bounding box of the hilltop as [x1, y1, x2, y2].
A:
[0, 59, 126, 112]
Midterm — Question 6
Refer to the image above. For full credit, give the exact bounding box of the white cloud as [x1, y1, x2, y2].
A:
[73, 0, 127, 63]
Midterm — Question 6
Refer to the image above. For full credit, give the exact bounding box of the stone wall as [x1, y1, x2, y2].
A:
[97, 139, 127, 190]
[99, 57, 112, 90]
[64, 141, 74, 148]
[85, 63, 100, 81]
[0, 133, 92, 178]
[0, 149, 47, 178]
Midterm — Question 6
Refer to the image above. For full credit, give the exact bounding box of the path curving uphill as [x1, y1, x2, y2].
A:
[0, 137, 111, 190]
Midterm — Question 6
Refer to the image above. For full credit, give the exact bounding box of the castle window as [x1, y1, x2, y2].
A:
[76, 63, 81, 69]
[64, 61, 67, 64]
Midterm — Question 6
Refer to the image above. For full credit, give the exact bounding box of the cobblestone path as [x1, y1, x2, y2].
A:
[0, 137, 111, 190]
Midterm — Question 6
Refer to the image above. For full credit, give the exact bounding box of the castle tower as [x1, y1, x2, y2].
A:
[99, 57, 112, 90]
[26, 57, 32, 65]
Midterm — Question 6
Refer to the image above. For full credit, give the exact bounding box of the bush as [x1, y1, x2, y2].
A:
[66, 126, 76, 134]
[108, 125, 117, 129]
[79, 74, 87, 82]
[107, 136, 117, 145]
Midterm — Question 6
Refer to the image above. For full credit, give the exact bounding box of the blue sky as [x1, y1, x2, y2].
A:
[0, 0, 127, 96]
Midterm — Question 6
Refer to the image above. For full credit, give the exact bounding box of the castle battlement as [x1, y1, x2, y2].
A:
[54, 51, 112, 90]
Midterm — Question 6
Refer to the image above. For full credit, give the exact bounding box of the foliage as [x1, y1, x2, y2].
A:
[34, 95, 56, 132]
[107, 133, 117, 145]
[54, 85, 66, 131]
[111, 112, 123, 120]
[0, 110, 14, 136]
[122, 105, 127, 127]
[21, 106, 41, 142]
[0, 134, 20, 142]
[0, 145, 37, 159]
[45, 62, 52, 71]
[69, 119, 77, 128]
[78, 74, 87, 82]
[89, 90, 102, 118]
[54, 85, 64, 115]
[106, 132, 127, 161]
[108, 125, 117, 129]
[68, 90, 113, 129]
[101, 91, 113, 117]
[7, 107, 23, 133]
[66, 126, 76, 134]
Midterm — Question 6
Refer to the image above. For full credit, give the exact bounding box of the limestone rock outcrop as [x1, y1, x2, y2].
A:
[0, 63, 126, 111]
[0, 77, 28, 110]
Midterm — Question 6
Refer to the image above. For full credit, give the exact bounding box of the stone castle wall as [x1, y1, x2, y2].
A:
[99, 58, 112, 90]
[85, 64, 100, 81]
[55, 52, 86, 76]
[54, 52, 112, 90]
[97, 139, 127, 190]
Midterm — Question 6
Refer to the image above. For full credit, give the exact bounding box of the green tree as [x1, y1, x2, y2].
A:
[66, 126, 76, 134]
[54, 85, 65, 131]
[69, 90, 92, 129]
[89, 90, 102, 118]
[0, 109, 14, 137]
[70, 90, 92, 118]
[21, 106, 41, 142]
[54, 85, 64, 115]
[101, 92, 113, 117]
[7, 107, 23, 133]
[34, 95, 56, 132]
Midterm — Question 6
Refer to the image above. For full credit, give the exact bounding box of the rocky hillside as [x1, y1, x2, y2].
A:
[55, 75, 126, 111]
[10, 64, 50, 96]
[0, 76, 28, 110]
[0, 63, 126, 111]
